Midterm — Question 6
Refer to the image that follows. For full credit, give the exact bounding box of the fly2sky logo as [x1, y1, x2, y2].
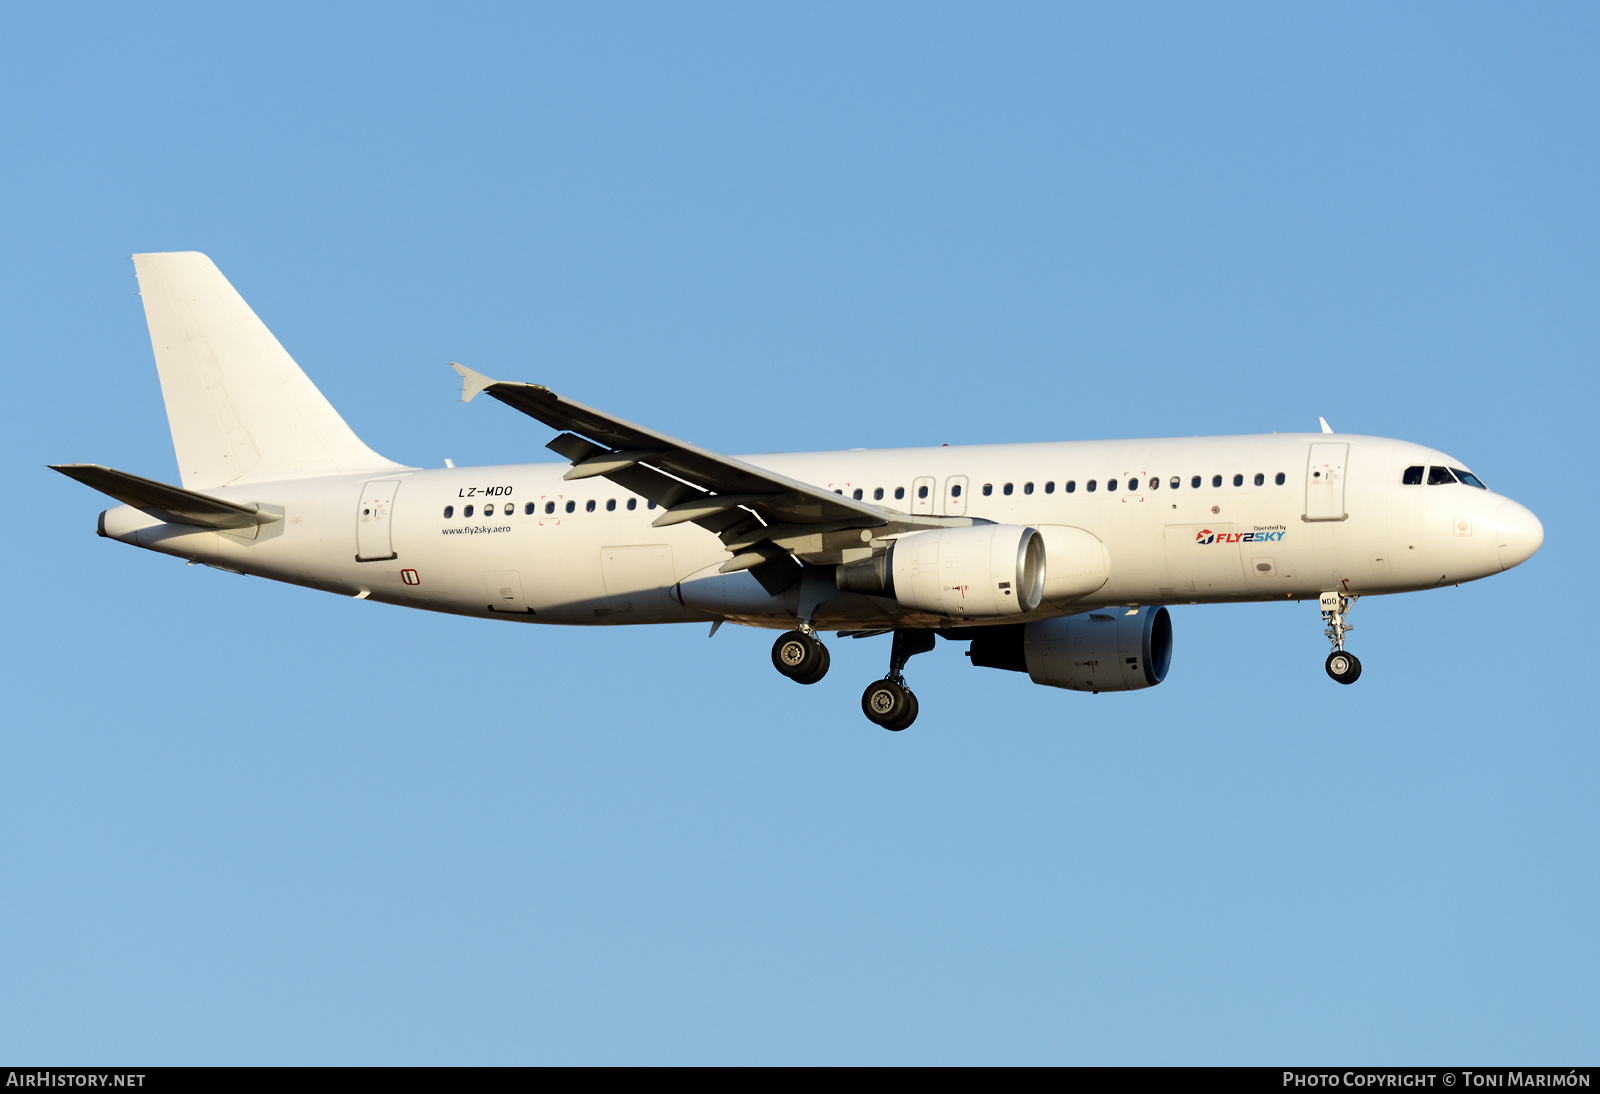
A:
[1196, 526, 1288, 545]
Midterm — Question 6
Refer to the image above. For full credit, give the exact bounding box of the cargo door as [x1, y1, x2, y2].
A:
[484, 570, 532, 614]
[1305, 443, 1349, 522]
[600, 544, 678, 618]
[1163, 523, 1248, 596]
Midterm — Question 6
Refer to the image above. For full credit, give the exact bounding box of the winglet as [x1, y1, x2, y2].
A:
[1319, 416, 1334, 434]
[451, 362, 497, 403]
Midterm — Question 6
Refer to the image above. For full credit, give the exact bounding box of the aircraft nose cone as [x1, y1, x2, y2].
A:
[1493, 499, 1544, 571]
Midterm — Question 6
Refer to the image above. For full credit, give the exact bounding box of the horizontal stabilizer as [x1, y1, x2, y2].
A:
[50, 464, 282, 531]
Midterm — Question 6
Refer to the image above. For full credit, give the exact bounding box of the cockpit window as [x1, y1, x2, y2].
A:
[1427, 466, 1456, 486]
[1402, 466, 1424, 485]
[1453, 469, 1487, 489]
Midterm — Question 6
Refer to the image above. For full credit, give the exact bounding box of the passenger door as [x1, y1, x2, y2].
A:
[356, 479, 401, 561]
[1304, 443, 1349, 522]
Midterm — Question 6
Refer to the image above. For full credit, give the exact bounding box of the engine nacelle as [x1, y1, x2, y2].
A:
[968, 606, 1172, 692]
[839, 524, 1045, 618]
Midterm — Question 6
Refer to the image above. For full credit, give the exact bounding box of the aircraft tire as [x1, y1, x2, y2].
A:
[1325, 650, 1362, 684]
[773, 630, 824, 681]
[794, 641, 830, 685]
[884, 689, 918, 732]
[862, 679, 911, 728]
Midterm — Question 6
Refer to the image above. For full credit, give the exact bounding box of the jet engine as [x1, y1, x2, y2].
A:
[837, 524, 1045, 618]
[967, 606, 1172, 692]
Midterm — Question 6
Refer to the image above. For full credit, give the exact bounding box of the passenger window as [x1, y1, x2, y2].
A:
[852, 488, 863, 500]
[586, 500, 596, 512]
[1065, 481, 1076, 493]
[1086, 480, 1097, 492]
[982, 484, 993, 496]
[917, 485, 929, 499]
[894, 487, 905, 500]
[874, 487, 884, 500]
[627, 498, 637, 510]
[1275, 472, 1286, 485]
[464, 504, 474, 517]
[1107, 479, 1117, 492]
[1427, 466, 1456, 486]
[484, 503, 495, 516]
[951, 484, 962, 497]
[565, 501, 575, 513]
[1453, 469, 1487, 489]
[1170, 477, 1180, 489]
[1232, 474, 1243, 487]
[1003, 483, 1013, 495]
[1127, 478, 1137, 491]
[1253, 473, 1264, 486]
[606, 499, 616, 511]
[1212, 475, 1222, 488]
[1150, 477, 1159, 490]
[1191, 476, 1201, 488]
[648, 500, 656, 509]
[834, 489, 843, 495]
[544, 501, 555, 514]
[524, 503, 534, 515]
[1024, 482, 1034, 495]
[1402, 466, 1424, 485]
[443, 505, 454, 518]
[1044, 481, 1055, 494]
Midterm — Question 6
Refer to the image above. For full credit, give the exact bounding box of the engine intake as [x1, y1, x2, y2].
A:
[838, 524, 1045, 618]
[968, 606, 1173, 692]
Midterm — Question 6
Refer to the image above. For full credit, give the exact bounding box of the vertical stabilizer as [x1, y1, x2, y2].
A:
[132, 252, 405, 488]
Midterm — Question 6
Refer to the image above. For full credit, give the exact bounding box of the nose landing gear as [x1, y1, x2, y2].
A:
[1320, 591, 1362, 684]
[1325, 649, 1362, 684]
[861, 628, 935, 731]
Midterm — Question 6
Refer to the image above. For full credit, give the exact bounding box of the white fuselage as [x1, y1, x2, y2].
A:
[97, 431, 1540, 631]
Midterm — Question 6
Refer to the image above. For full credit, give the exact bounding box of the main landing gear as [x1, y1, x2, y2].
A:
[860, 629, 935, 732]
[770, 626, 936, 731]
[772, 628, 830, 685]
[1320, 591, 1362, 685]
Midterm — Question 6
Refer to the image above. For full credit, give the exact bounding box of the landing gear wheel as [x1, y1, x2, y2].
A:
[795, 641, 830, 685]
[886, 688, 918, 732]
[862, 679, 913, 729]
[772, 630, 828, 684]
[1325, 650, 1362, 685]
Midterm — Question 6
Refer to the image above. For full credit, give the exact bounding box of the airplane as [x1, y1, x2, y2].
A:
[55, 252, 1545, 731]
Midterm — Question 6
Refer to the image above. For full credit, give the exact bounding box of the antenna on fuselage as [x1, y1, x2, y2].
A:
[1319, 417, 1334, 434]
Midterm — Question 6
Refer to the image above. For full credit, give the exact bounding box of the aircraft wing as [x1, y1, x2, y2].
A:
[452, 365, 953, 594]
[50, 464, 282, 531]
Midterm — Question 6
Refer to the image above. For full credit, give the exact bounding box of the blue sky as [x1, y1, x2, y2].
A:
[1, 3, 1595, 1064]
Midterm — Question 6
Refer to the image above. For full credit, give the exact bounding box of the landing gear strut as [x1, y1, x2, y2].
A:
[861, 629, 934, 731]
[1320, 591, 1362, 685]
[772, 628, 829, 685]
